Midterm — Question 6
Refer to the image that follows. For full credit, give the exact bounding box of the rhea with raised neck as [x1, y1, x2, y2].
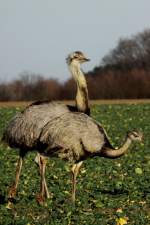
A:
[66, 51, 90, 115]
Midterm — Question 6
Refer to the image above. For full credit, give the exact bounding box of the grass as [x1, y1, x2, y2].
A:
[0, 103, 150, 224]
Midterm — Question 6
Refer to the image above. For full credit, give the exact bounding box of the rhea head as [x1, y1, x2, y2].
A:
[66, 51, 90, 65]
[127, 130, 143, 142]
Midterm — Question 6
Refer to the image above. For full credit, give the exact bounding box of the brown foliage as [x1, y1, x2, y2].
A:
[87, 69, 150, 99]
[0, 74, 62, 101]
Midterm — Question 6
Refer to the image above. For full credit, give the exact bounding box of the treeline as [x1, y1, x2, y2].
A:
[0, 74, 62, 101]
[86, 28, 150, 99]
[0, 28, 150, 101]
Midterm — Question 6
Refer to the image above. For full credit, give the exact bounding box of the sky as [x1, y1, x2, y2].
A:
[0, 0, 150, 83]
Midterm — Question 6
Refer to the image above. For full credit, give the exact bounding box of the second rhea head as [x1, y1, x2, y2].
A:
[66, 51, 90, 65]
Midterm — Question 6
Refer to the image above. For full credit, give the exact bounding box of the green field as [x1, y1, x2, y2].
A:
[0, 104, 150, 225]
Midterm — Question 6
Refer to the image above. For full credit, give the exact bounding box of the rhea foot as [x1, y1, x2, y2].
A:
[36, 193, 45, 205]
[6, 184, 17, 209]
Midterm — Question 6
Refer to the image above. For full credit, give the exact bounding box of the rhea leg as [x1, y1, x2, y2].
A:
[7, 150, 26, 208]
[36, 154, 50, 204]
[71, 161, 83, 203]
[35, 153, 50, 199]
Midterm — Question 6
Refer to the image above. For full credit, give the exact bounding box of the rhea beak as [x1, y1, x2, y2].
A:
[83, 58, 90, 62]
[66, 57, 72, 64]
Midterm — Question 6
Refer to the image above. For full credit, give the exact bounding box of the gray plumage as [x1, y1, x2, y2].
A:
[3, 100, 143, 162]
[39, 113, 112, 162]
[4, 103, 111, 162]
[4, 102, 71, 150]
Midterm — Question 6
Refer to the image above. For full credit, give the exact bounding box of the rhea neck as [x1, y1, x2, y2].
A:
[99, 136, 132, 159]
[68, 60, 89, 115]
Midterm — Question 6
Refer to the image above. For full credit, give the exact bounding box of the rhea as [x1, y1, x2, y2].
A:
[33, 51, 90, 198]
[4, 109, 142, 204]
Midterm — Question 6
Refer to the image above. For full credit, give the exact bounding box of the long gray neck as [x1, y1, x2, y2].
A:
[100, 137, 132, 159]
[68, 61, 89, 114]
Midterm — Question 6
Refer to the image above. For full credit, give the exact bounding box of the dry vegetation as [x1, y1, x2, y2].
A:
[0, 99, 150, 108]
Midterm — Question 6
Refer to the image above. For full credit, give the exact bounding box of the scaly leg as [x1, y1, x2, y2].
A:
[36, 154, 50, 204]
[35, 153, 50, 199]
[71, 161, 83, 203]
[41, 156, 50, 199]
[7, 151, 25, 208]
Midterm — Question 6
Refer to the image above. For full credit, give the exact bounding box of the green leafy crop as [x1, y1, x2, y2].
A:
[0, 104, 150, 225]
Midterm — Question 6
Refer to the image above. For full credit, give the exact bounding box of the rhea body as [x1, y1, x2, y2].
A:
[4, 107, 142, 203]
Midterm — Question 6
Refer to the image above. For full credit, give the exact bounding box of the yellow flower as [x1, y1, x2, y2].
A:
[116, 217, 128, 225]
